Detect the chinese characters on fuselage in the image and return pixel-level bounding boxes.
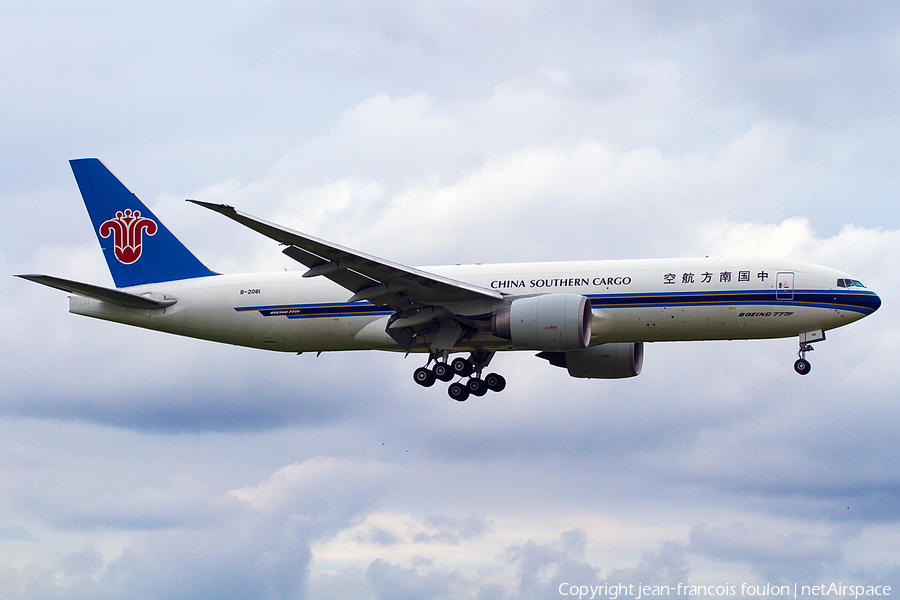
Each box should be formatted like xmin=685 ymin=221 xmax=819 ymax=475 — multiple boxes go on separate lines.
xmin=664 ymin=271 xmax=769 ymax=285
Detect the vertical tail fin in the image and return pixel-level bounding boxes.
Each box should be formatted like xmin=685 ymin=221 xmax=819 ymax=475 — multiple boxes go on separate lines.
xmin=70 ymin=158 xmax=217 ymax=287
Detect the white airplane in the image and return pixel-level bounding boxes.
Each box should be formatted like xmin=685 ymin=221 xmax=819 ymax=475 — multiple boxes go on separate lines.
xmin=18 ymin=159 xmax=882 ymax=401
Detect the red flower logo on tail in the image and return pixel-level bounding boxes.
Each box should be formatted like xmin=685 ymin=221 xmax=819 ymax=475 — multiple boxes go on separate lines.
xmin=99 ymin=209 xmax=158 ymax=264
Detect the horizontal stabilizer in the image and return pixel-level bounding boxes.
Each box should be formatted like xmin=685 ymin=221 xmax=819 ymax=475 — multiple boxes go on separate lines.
xmin=16 ymin=274 xmax=176 ymax=309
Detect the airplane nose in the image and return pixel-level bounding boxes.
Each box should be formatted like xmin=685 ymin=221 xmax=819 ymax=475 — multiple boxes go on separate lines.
xmin=871 ymin=292 xmax=882 ymax=313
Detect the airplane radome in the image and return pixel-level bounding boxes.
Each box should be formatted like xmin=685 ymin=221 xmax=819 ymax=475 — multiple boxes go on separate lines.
xmin=18 ymin=159 xmax=882 ymax=401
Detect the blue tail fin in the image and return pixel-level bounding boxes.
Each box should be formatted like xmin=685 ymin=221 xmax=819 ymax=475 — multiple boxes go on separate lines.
xmin=70 ymin=158 xmax=217 ymax=287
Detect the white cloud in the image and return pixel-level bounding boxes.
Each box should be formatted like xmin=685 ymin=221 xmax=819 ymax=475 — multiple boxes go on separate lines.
xmin=229 ymin=457 xmax=391 ymax=515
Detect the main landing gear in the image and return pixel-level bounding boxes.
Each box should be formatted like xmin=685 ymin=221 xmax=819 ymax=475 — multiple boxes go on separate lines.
xmin=413 ymin=351 xmax=506 ymax=401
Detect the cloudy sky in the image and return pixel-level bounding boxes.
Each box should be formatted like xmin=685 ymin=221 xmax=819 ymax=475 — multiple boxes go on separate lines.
xmin=2 ymin=2 xmax=899 ymax=598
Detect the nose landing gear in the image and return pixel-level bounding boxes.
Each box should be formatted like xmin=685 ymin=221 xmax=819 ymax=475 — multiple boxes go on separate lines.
xmin=794 ymin=330 xmax=825 ymax=375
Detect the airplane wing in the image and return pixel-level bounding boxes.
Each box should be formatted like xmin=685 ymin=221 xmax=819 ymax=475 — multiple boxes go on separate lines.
xmin=187 ymin=200 xmax=502 ymax=310
xmin=16 ymin=274 xmax=176 ymax=309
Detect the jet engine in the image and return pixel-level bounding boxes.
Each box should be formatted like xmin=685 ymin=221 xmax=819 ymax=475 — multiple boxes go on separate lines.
xmin=492 ymin=294 xmax=592 ymax=351
xmin=537 ymin=342 xmax=644 ymax=379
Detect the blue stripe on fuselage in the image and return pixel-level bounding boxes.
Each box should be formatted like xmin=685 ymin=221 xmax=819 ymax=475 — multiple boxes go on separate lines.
xmin=586 ymin=289 xmax=880 ymax=315
xmin=235 ymin=302 xmax=392 ymax=319
xmin=234 ymin=289 xmax=880 ymax=319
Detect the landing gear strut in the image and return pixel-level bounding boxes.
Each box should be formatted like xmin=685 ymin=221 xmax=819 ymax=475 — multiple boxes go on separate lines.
xmin=794 ymin=343 xmax=813 ymax=375
xmin=793 ymin=330 xmax=825 ymax=375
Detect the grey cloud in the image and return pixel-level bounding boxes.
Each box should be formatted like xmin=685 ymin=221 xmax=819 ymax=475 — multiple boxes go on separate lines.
xmin=502 ymin=528 xmax=600 ymax=598
xmin=502 ymin=529 xmax=690 ymax=600
xmin=356 ymin=526 xmax=402 ymax=546
xmin=689 ymin=521 xmax=848 ymax=582
xmin=104 ymin=457 xmax=387 ymax=599
xmin=365 ymin=559 xmax=471 ymax=600
xmin=0 ymin=324 xmax=404 ymax=433
xmin=411 ymin=514 xmax=494 ymax=545
xmin=603 ymin=542 xmax=691 ymax=590
xmin=0 ymin=525 xmax=37 ymax=543
xmin=350 ymin=513 xmax=495 ymax=548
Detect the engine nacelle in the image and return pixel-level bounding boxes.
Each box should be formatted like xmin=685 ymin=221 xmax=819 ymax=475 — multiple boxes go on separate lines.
xmin=492 ymin=294 xmax=592 ymax=351
xmin=538 ymin=342 xmax=644 ymax=379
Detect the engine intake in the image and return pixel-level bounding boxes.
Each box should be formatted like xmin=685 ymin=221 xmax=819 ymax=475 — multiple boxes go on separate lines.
xmin=538 ymin=342 xmax=643 ymax=379
xmin=492 ymin=294 xmax=592 ymax=351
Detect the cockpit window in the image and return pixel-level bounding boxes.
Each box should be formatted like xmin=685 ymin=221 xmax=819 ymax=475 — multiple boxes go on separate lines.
xmin=837 ymin=278 xmax=866 ymax=288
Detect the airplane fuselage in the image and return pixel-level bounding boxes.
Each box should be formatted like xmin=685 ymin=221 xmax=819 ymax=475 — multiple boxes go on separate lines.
xmin=69 ymin=256 xmax=879 ymax=354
